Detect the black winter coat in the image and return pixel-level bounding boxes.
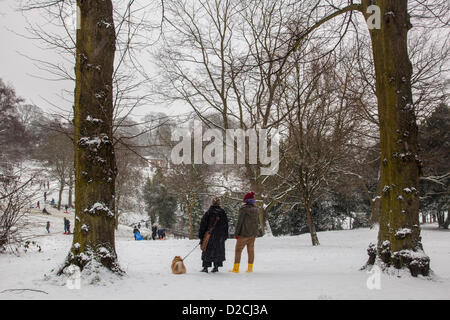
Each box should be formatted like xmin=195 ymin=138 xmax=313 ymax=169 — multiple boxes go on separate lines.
xmin=198 ymin=205 xmax=229 ymax=264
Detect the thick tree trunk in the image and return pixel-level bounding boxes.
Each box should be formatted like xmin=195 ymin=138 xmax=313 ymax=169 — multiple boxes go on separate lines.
xmin=443 ymin=212 xmax=450 ymax=229
xmin=370 ymin=177 xmax=382 ymax=225
xmin=59 ymin=0 xmax=121 ymax=275
xmin=362 ymin=0 xmax=429 ymax=276
xmin=114 ymin=192 xmax=121 ymax=230
xmin=437 ymin=211 xmax=444 ymax=227
xmin=288 ymin=0 xmax=430 ymax=275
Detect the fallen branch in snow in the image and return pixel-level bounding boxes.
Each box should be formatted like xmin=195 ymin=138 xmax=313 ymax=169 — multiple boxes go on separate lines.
xmin=1 ymin=288 xmax=48 ymax=295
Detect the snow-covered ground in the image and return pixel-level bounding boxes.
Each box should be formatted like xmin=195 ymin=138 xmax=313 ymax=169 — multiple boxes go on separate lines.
xmin=0 ymin=209 xmax=449 ymax=300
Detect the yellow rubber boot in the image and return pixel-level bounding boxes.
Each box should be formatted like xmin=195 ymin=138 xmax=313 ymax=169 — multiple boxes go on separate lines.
xmin=246 ymin=264 xmax=253 ymax=273
xmin=229 ymin=263 xmax=239 ymax=273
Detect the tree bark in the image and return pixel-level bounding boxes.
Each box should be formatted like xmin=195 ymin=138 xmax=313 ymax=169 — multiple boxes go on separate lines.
xmin=437 ymin=211 xmax=444 ymax=227
xmin=362 ymin=0 xmax=429 ymax=276
xmin=186 ymin=192 xmax=199 ymax=240
xmin=370 ymin=177 xmax=382 ymax=225
xmin=57 ymin=181 xmax=64 ymax=211
xmin=443 ymin=212 xmax=450 ymax=229
xmin=114 ymin=192 xmax=121 ymax=230
xmin=68 ymin=170 xmax=74 ymax=208
xmin=305 ymin=200 xmax=320 ymax=246
xmin=59 ymin=0 xmax=121 ymax=275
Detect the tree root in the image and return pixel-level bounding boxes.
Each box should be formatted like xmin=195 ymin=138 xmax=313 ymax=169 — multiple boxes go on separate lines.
xmin=363 ymin=242 xmax=430 ymax=277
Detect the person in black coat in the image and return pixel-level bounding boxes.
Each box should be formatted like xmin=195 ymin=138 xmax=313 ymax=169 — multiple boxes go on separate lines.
xmin=151 ymin=224 xmax=157 ymax=240
xmin=198 ymin=197 xmax=229 ymax=273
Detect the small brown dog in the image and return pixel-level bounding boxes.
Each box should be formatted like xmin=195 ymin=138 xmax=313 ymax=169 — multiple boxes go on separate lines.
xmin=171 ymin=256 xmax=186 ymax=274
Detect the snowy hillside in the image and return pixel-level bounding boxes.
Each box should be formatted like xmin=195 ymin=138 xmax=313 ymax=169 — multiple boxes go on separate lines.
xmin=0 ymin=210 xmax=449 ymax=300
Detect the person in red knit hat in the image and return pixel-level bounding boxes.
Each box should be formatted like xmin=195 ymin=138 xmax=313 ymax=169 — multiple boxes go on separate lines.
xmin=229 ymin=191 xmax=259 ymax=273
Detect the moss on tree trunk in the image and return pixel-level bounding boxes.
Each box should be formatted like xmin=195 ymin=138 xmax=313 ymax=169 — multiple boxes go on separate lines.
xmin=59 ymin=0 xmax=121 ymax=275
xmin=68 ymin=171 xmax=74 ymax=208
xmin=361 ymin=0 xmax=429 ymax=276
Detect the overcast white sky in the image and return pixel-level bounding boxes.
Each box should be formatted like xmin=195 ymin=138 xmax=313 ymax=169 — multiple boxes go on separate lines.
xmin=0 ymin=0 xmax=74 ymax=114
xmin=0 ymin=0 xmax=189 ymax=121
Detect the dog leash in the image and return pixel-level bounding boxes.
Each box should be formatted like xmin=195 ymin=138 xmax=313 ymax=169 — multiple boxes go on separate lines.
xmin=182 ymin=216 xmax=220 ymax=260
xmin=182 ymin=243 xmax=201 ymax=261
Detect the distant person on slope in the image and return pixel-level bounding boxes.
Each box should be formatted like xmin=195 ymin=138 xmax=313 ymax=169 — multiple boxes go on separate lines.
xmin=199 ymin=197 xmax=229 ymax=273
xmin=133 ymin=226 xmax=143 ymax=240
xmin=229 ymin=191 xmax=259 ymax=274
xmin=151 ymin=224 xmax=158 ymax=240
xmin=63 ymin=217 xmax=71 ymax=234
xmin=46 ymin=221 xmax=50 ymax=233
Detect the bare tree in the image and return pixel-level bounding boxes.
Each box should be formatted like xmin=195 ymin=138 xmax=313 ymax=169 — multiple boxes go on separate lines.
xmin=157 ymin=0 xmax=299 ymax=233
xmin=265 ymin=53 xmax=361 ymax=245
xmin=20 ymin=0 xmax=164 ymax=277
xmin=0 ymin=79 xmax=30 ymax=163
xmin=166 ymin=162 xmax=210 ymax=239
xmin=113 ymin=138 xmax=145 ymax=229
xmin=39 ymin=122 xmax=73 ymax=210
xmin=0 ymin=168 xmax=36 ymax=253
